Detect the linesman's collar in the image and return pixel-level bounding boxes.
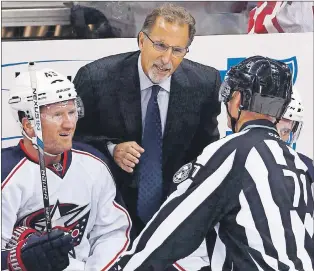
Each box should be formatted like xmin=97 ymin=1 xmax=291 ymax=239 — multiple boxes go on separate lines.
xmin=239 ymin=119 xmax=279 ymax=134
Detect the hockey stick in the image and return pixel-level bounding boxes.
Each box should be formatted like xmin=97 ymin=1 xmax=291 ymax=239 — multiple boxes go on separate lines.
xmin=28 ymin=62 xmax=52 ymax=233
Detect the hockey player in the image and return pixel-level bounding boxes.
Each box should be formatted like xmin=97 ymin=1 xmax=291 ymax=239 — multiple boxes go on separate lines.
xmin=109 ymin=56 xmax=314 ymax=271
xmin=276 ymin=89 xmax=314 ymax=180
xmin=2 ymin=68 xmax=131 ymax=271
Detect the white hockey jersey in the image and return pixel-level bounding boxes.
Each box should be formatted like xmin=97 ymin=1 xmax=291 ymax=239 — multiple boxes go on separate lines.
xmin=1 ymin=140 xmax=132 ymax=271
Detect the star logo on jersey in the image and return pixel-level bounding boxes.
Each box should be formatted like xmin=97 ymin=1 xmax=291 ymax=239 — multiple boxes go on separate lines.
xmin=16 ymin=200 xmax=90 ymax=248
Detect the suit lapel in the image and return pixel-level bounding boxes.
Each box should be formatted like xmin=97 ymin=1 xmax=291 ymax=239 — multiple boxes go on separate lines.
xmin=163 ymin=65 xmax=191 ymax=165
xmin=116 ymin=55 xmax=195 ymax=160
xmin=118 ymin=52 xmax=142 ymax=142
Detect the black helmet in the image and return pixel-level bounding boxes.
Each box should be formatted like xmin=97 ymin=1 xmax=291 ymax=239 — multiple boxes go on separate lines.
xmin=219 ymin=56 xmax=292 ymax=118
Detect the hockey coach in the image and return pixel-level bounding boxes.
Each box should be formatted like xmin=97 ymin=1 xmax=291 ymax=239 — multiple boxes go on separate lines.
xmin=73 ymin=3 xmax=222 ymax=235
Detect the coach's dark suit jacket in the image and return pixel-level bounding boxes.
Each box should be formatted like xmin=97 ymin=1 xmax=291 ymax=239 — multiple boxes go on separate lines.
xmin=73 ymin=50 xmax=221 ymax=232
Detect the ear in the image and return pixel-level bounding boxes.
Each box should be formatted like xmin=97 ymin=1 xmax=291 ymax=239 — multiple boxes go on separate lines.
xmin=233 ymin=91 xmax=242 ymax=109
xmin=21 ymin=117 xmax=35 ymax=137
xmin=138 ymin=32 xmax=145 ymax=51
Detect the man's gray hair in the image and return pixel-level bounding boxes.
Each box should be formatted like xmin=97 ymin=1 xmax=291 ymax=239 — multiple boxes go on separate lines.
xmin=141 ymin=3 xmax=196 ymax=47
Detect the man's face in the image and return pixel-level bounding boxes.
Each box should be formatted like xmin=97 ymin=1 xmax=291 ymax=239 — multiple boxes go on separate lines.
xmin=40 ymin=100 xmax=77 ymax=154
xmin=139 ymin=16 xmax=189 ymax=84
xmin=277 ymin=118 xmax=294 ymax=142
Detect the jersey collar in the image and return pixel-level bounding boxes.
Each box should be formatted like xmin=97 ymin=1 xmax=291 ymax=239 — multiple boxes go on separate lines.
xmin=239 ymin=119 xmax=279 ymax=135
xmin=19 ymin=139 xmax=72 ymax=178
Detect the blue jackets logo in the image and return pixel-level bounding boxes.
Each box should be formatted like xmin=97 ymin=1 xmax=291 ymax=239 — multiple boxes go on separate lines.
xmin=219 ymin=56 xmax=298 ymax=85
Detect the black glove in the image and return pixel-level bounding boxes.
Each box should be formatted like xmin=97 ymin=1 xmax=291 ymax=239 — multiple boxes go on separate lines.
xmin=5 ymin=226 xmax=39 ymax=250
xmin=7 ymin=227 xmax=73 ymax=271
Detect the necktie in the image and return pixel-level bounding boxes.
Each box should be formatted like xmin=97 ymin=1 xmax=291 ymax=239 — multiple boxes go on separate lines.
xmin=137 ymin=85 xmax=163 ymax=223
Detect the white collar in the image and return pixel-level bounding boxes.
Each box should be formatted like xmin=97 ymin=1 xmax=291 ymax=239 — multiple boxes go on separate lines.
xmin=138 ymin=54 xmax=171 ymax=92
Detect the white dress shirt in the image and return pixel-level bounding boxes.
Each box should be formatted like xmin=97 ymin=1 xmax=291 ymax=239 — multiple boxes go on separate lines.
xmin=107 ymin=54 xmax=171 ymax=156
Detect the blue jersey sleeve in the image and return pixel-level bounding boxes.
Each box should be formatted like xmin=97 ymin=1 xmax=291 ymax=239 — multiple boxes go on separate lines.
xmin=72 ymin=141 xmax=111 ymax=164
xmin=1 ymin=145 xmax=25 ymax=183
xmin=297 ymin=152 xmax=314 ymax=181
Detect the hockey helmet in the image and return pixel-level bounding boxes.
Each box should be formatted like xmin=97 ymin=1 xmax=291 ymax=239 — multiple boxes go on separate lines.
xmin=283 ymin=88 xmax=304 ymax=122
xmin=279 ymin=88 xmax=304 ymax=145
xmin=219 ymin=56 xmax=293 ymax=118
xmin=9 ymin=68 xmax=84 ymax=124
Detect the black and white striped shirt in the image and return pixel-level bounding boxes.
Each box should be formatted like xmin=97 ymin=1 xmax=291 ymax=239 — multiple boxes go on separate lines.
xmin=110 ymin=119 xmax=314 ymax=271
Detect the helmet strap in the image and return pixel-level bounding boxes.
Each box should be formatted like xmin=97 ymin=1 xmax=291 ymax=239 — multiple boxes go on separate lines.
xmin=21 ymin=116 xmax=62 ymax=158
xmin=225 ymin=103 xmax=242 ymax=133
xmin=273 ymin=118 xmax=280 ymax=125
xmin=21 ymin=129 xmax=60 ymax=157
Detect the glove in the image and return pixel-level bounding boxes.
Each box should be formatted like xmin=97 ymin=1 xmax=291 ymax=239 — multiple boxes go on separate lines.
xmin=7 ymin=227 xmax=73 ymax=271
xmin=5 ymin=226 xmax=39 ymax=250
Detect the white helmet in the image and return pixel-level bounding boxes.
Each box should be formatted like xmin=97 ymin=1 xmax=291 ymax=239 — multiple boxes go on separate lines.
xmin=9 ymin=68 xmax=82 ymax=124
xmin=282 ymin=88 xmax=304 ymax=145
xmin=283 ymin=88 xmax=304 ymax=122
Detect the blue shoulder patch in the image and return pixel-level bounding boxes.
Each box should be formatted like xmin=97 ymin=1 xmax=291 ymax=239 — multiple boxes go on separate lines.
xmin=72 ymin=141 xmax=111 ymax=165
xmin=1 ymin=145 xmax=25 ymax=183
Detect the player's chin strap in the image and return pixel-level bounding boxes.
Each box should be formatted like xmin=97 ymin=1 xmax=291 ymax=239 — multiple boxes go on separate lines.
xmin=225 ymin=102 xmax=242 ymax=133
xmin=273 ymin=118 xmax=281 ymax=125
xmin=22 ymin=129 xmax=60 ymax=157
